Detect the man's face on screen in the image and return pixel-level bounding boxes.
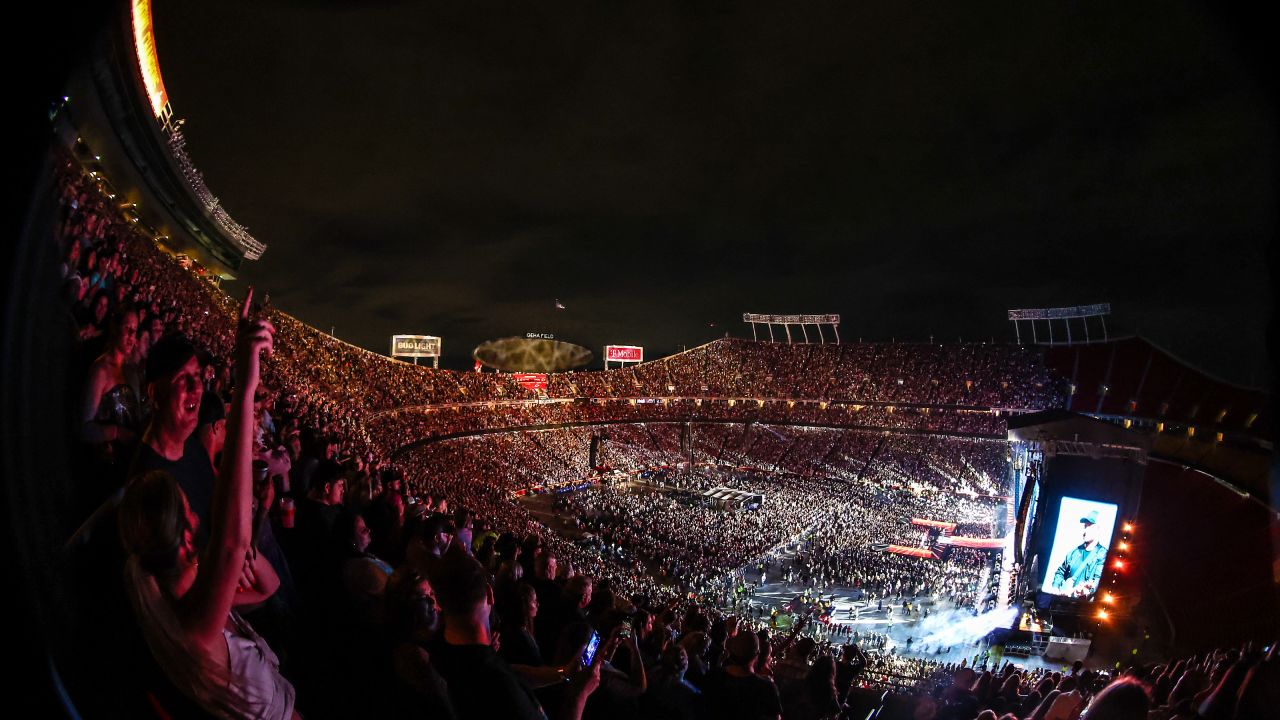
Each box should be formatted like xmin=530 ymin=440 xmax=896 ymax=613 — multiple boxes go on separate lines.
xmin=1081 ymin=521 xmax=1098 ymax=546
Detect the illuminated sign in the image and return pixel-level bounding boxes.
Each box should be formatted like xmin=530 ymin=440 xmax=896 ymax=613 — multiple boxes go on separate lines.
xmin=513 ymin=373 xmax=548 ymax=391
xmin=390 ymin=335 xmax=441 ymax=358
xmin=131 ymin=0 xmax=170 ymax=118
xmin=525 ymin=332 xmax=555 ymax=340
xmin=605 ymin=345 xmax=644 ymax=363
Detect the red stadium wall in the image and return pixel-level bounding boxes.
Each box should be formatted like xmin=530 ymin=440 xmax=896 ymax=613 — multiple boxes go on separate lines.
xmin=1044 ymin=337 xmax=1270 ymax=439
xmin=1132 ymin=461 xmax=1277 ymax=652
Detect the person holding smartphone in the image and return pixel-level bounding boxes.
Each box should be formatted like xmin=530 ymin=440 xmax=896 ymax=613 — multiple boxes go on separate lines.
xmin=577 ymin=622 xmax=649 ymax=717
xmin=429 ymin=542 xmax=603 ymax=720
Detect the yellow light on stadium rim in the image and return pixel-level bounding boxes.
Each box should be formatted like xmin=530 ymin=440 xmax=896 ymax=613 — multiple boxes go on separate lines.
xmin=1122 ymin=522 xmax=1134 ymax=533
xmin=1118 ymin=541 xmax=1129 ymax=551
xmin=1102 ymin=593 xmax=1115 ymax=605
xmin=1096 ymin=609 xmax=1109 ymax=620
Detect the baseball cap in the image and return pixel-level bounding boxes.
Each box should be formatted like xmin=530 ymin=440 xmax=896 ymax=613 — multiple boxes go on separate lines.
xmin=146 ymin=333 xmax=199 ymax=385
xmin=1080 ymin=511 xmax=1099 ymax=526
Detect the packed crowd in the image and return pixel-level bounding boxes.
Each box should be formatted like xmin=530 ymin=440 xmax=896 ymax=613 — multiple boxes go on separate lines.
xmin=546 ymin=340 xmax=1067 ymax=411
xmin=881 ymin=642 xmax=1279 ymax=720
xmin=48 ymin=151 xmax=1273 ymax=720
xmin=157 ymin=316 xmax=1064 ymax=426
xmin=395 ymin=424 xmax=1009 ymax=608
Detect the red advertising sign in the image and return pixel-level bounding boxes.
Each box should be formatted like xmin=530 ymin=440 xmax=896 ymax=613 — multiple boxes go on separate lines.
xmin=513 ymin=373 xmax=548 ymax=391
xmin=605 ymin=345 xmax=643 ymax=362
xmin=886 ymin=545 xmax=935 ymax=559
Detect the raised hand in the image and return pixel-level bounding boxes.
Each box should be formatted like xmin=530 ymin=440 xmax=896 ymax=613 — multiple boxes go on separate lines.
xmin=236 ymin=287 xmax=275 ymax=394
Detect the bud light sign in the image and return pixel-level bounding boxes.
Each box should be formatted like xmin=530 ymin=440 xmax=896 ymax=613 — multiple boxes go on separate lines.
xmin=391 ymin=335 xmax=441 ymax=358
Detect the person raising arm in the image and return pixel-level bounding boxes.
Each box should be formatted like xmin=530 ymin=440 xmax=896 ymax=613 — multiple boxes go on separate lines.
xmin=117 ymin=289 xmax=295 ymax=718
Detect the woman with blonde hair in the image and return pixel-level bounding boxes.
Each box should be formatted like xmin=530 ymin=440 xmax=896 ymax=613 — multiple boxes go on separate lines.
xmin=117 ymin=290 xmax=297 ymax=719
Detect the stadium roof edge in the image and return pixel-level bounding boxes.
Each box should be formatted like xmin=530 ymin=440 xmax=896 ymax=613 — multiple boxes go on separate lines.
xmin=1126 ymin=335 xmax=1270 ymax=394
xmin=1047 ymin=334 xmax=1269 ymax=394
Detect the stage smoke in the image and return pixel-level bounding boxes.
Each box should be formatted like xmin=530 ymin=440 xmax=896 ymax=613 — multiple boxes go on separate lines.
xmin=909 ymin=606 xmax=1017 ymax=649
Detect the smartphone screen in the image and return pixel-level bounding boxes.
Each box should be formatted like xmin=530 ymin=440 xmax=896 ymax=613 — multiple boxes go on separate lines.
xmin=581 ymin=631 xmax=601 ymax=666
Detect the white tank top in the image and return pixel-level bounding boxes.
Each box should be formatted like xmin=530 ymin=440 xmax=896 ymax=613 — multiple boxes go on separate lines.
xmin=222 ymin=612 xmax=296 ymax=720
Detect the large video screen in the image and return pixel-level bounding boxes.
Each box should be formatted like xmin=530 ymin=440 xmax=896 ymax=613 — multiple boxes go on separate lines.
xmin=1040 ymin=496 xmax=1117 ymax=599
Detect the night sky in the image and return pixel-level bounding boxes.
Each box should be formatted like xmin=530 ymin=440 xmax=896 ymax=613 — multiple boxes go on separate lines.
xmin=153 ymin=2 xmax=1274 ymax=385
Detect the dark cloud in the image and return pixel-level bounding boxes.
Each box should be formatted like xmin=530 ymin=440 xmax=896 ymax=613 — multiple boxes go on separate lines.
xmin=155 ymin=1 xmax=1274 ymax=385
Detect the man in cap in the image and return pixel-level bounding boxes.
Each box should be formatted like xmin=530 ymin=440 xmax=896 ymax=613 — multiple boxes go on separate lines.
xmin=1051 ymin=510 xmax=1109 ymax=598
xmin=130 ymin=333 xmax=215 ymax=522
xmin=133 ymin=332 xmax=295 ymax=614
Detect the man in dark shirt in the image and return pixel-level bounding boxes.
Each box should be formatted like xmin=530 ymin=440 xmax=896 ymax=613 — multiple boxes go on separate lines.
xmin=130 ymin=334 xmax=294 ymax=609
xmin=429 ymin=542 xmax=550 ymax=720
xmin=130 ymin=334 xmax=213 ymax=526
xmin=430 ymin=543 xmax=602 ymax=720
xmin=283 ymin=457 xmax=348 ymax=610
xmin=642 ymin=646 xmax=704 ymax=720
xmin=540 ymin=574 xmax=592 ymax=656
xmin=704 ymin=628 xmax=783 ymax=720
xmin=295 ymin=460 xmax=346 ymax=539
